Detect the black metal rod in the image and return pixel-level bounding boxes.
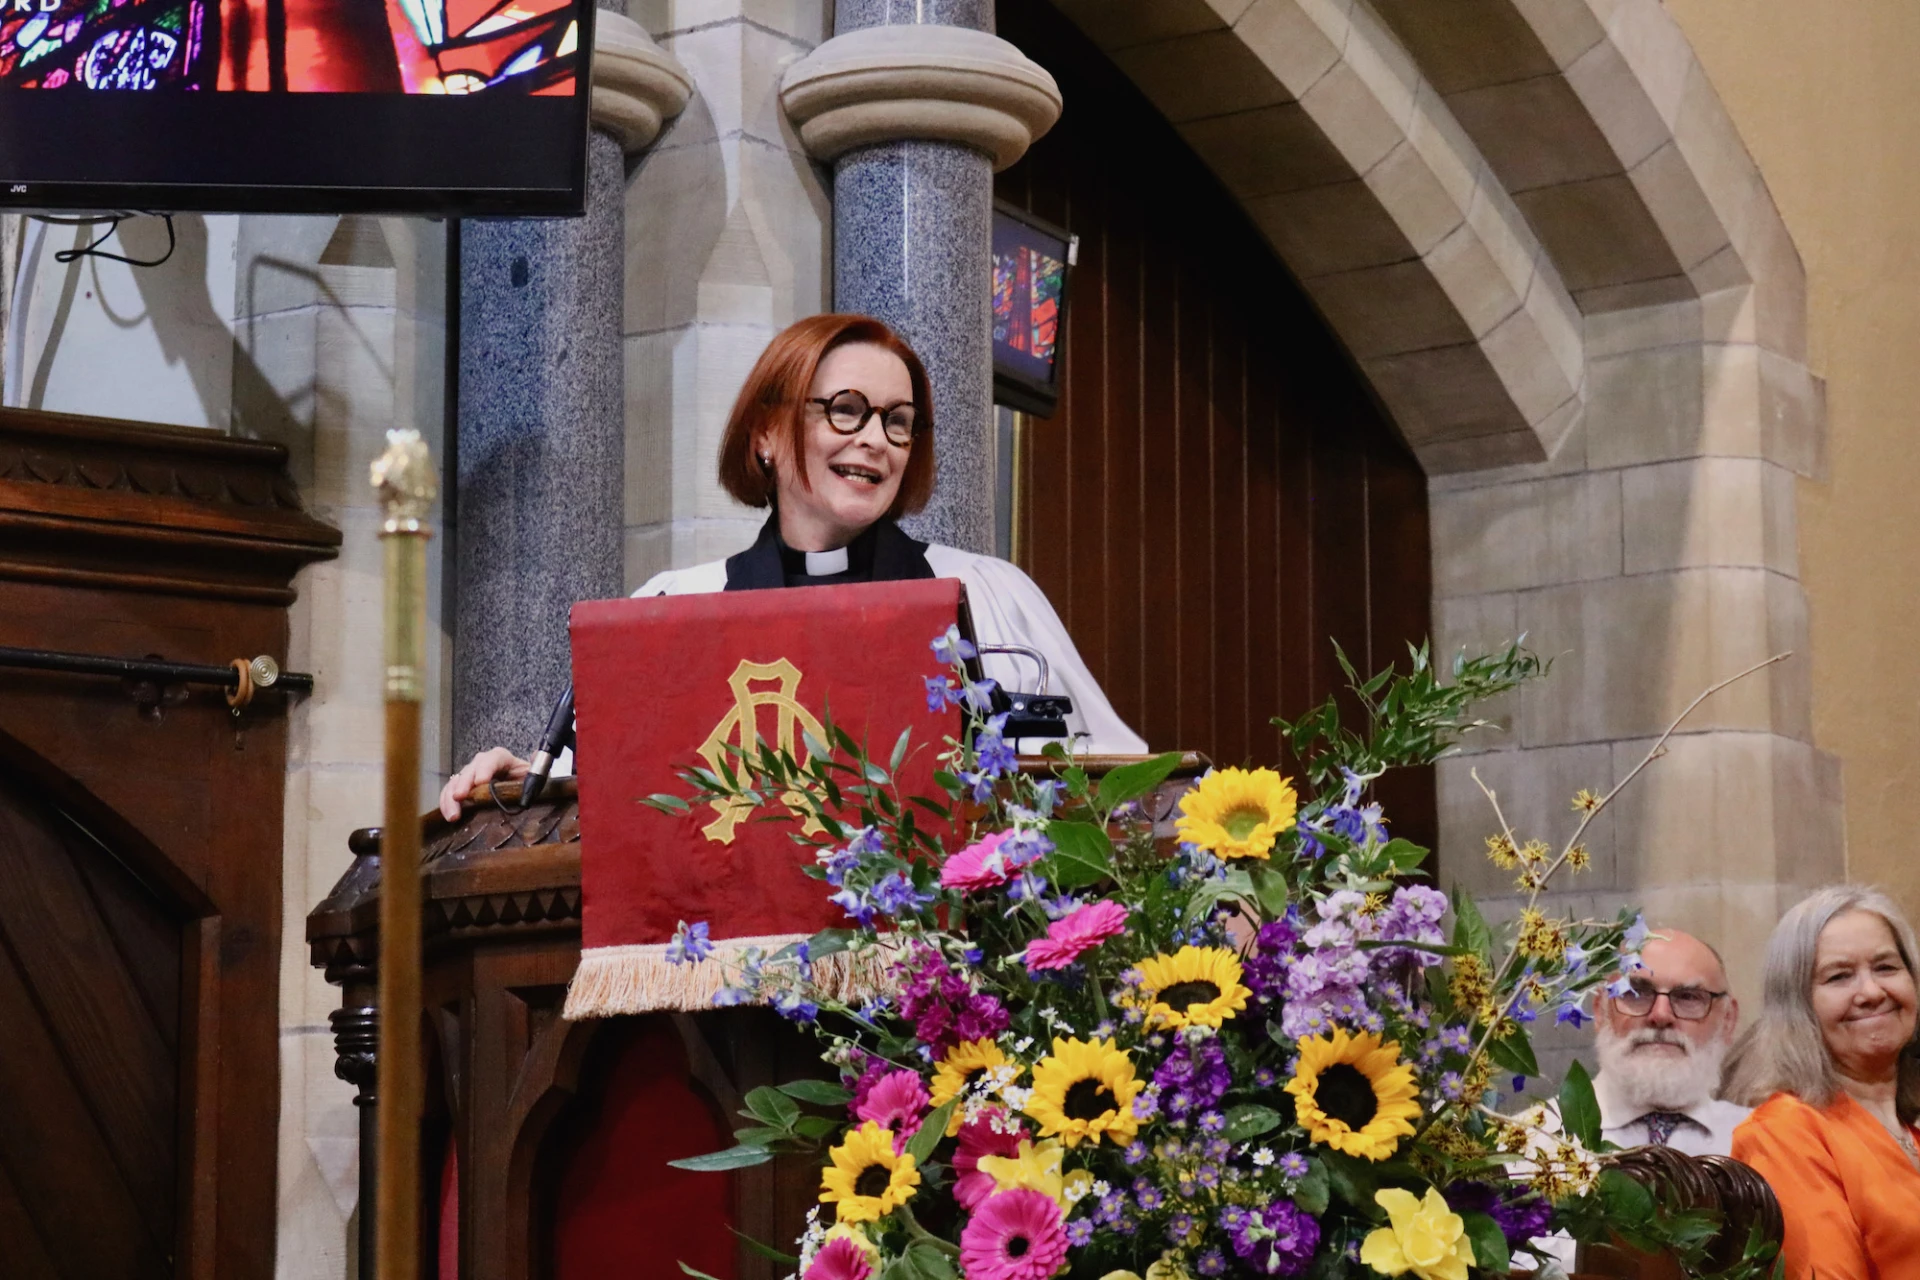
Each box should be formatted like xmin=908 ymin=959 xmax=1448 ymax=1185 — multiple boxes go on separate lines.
xmin=0 ymin=645 xmax=314 ymax=693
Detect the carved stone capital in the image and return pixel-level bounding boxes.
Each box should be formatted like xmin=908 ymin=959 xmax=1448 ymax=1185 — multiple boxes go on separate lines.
xmin=779 ymin=25 xmax=1062 ymax=171
xmin=591 ymin=11 xmax=695 ymax=154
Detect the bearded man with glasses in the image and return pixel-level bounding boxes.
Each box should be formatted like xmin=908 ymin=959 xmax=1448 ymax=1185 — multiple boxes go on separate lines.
xmin=1591 ymin=928 xmax=1749 ymax=1153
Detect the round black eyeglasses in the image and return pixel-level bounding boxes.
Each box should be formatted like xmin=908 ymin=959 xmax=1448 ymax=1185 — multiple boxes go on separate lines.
xmin=809 ymin=389 xmax=923 ymax=447
xmin=1615 ymin=982 xmax=1728 ymax=1021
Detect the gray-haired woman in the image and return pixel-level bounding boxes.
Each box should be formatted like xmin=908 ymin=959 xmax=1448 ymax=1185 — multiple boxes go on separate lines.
xmin=1722 ymin=884 xmax=1920 ymax=1278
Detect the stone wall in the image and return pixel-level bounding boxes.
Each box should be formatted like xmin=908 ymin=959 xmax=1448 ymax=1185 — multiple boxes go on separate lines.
xmin=1665 ymin=0 xmax=1920 ymax=925
xmin=621 ymin=0 xmax=832 ymax=588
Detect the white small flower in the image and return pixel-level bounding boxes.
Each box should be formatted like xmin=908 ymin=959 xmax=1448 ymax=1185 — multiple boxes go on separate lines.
xmin=1251 ymin=1148 xmax=1275 ymax=1168
xmin=1013 ymin=1036 xmax=1035 ymax=1054
xmin=1063 ymin=1179 xmax=1093 ymax=1205
xmin=1091 ymin=1180 xmax=1112 ymax=1198
xmin=1004 ymin=1085 xmax=1035 ymax=1113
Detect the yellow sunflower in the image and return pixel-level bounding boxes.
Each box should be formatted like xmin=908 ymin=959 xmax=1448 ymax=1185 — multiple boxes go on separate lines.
xmin=1284 ymin=1028 xmax=1421 ymax=1162
xmin=1174 ymin=766 xmax=1298 ymax=860
xmin=1130 ymin=946 xmax=1252 ymax=1030
xmin=929 ymin=1037 xmax=1015 ymax=1135
xmin=1025 ymin=1037 xmax=1143 ymax=1147
xmin=818 ymin=1120 xmax=921 ymax=1222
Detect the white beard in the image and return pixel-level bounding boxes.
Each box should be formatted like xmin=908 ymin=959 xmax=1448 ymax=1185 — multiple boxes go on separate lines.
xmin=1595 ymin=1024 xmax=1727 ymax=1113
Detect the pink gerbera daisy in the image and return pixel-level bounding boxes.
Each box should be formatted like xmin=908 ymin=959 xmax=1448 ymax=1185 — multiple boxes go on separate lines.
xmin=960 ymin=1188 xmax=1069 ymax=1280
xmin=805 ymin=1236 xmax=872 ymax=1280
xmin=940 ymin=830 xmax=1015 ymax=892
xmin=953 ymin=1109 xmax=1028 ymax=1209
xmin=1025 ymin=899 xmax=1130 ymax=972
xmin=853 ymin=1069 xmax=929 ymax=1150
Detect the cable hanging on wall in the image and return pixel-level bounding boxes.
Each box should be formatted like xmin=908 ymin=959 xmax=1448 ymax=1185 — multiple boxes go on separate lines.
xmin=33 ymin=213 xmax=177 ymax=269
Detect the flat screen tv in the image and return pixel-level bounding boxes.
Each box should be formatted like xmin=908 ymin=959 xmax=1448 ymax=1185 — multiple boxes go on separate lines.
xmin=0 ymin=0 xmax=592 ymax=215
xmin=991 ymin=201 xmax=1075 ymax=418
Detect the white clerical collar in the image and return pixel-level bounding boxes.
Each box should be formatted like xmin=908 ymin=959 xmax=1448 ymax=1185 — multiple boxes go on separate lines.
xmin=803 ymin=546 xmax=849 ymax=576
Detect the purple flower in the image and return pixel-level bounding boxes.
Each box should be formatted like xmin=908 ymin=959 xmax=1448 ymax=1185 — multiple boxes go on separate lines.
xmin=773 ymin=990 xmax=818 ymax=1023
xmin=1153 ymin=1036 xmax=1231 ymax=1117
xmin=1278 ymin=1152 xmax=1309 ymax=1179
xmin=976 ymin=715 xmax=1018 ymax=776
xmin=1065 ymin=1218 xmax=1094 ymax=1247
xmin=1195 ymin=1249 xmax=1226 ymax=1276
xmin=1438 ymin=1072 xmax=1465 ymax=1101
xmin=1198 ymin=1111 xmax=1225 ymax=1134
xmin=665 ymin=920 xmax=713 ymax=965
xmin=1124 ymin=1141 xmax=1148 ymax=1165
xmin=1134 ymin=1179 xmax=1164 ymax=1211
xmin=1196 ymin=1164 xmax=1221 ymax=1189
xmin=1166 ymin=1214 xmax=1195 ymax=1244
xmin=872 ymin=870 xmax=935 ymax=918
xmin=1218 ymin=1206 xmax=1252 ymax=1233
xmin=931 ymin=625 xmax=977 ymax=665
xmin=897 ymin=944 xmax=1008 ymax=1054
xmin=1445 ymin=1182 xmax=1554 ymax=1247
xmin=1253 ymin=1066 xmax=1277 ymax=1088
xmin=829 ymin=886 xmax=877 ymax=927
xmin=1226 ymin=1201 xmax=1320 ymax=1276
xmin=925 ymin=675 xmax=956 ymax=712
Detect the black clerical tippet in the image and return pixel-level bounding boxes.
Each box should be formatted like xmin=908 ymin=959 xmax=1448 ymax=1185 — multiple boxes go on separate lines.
xmin=722 ymin=514 xmax=937 ymax=591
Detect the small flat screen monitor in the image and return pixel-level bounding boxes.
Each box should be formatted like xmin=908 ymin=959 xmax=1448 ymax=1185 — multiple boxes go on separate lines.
xmin=991 ymin=202 xmax=1075 ymax=418
xmin=0 ymin=0 xmax=592 ymax=214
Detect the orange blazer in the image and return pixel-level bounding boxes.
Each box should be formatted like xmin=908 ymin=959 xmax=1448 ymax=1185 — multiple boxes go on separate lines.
xmin=1731 ymin=1091 xmax=1920 ymax=1279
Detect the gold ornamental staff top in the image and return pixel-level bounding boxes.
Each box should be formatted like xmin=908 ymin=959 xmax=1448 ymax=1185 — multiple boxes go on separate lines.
xmin=372 ymin=427 xmax=434 ymax=1280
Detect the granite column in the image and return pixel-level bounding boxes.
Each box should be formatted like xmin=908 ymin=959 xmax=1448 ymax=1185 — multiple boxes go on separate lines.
xmin=452 ymin=13 xmax=691 ymax=760
xmin=781 ymin=4 xmax=1059 ymax=554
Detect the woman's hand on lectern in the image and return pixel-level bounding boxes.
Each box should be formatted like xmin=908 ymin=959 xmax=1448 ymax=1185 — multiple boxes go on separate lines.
xmin=438 ymin=746 xmax=529 ymax=821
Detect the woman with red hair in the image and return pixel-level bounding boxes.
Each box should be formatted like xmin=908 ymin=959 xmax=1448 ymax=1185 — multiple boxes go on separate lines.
xmin=440 ymin=314 xmax=1144 ymax=817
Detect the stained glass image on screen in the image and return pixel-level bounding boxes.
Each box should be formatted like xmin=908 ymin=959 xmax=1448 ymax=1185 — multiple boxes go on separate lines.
xmin=993 ymin=244 xmax=1063 ymax=381
xmin=0 ymin=0 xmax=578 ymax=92
xmin=991 ymin=206 xmax=1072 ymax=417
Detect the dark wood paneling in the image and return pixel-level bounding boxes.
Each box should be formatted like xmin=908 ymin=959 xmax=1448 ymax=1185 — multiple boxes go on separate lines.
xmin=999 ymin=2 xmax=1436 ymax=848
xmin=0 ymin=784 xmax=176 ymax=1279
xmin=0 ymin=406 xmax=339 ymax=1279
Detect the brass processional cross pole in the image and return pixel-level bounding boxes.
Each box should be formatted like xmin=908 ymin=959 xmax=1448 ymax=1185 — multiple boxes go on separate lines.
xmin=371 ymin=429 xmax=436 ymax=1280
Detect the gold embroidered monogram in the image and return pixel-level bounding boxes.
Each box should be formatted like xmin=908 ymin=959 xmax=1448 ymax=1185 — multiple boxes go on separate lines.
xmin=695 ymin=658 xmax=829 ymax=844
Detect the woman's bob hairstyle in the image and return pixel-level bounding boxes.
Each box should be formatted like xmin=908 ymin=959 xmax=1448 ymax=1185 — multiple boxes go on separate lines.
xmin=1721 ymin=883 xmax=1920 ymax=1123
xmin=717 ymin=313 xmax=936 ymax=517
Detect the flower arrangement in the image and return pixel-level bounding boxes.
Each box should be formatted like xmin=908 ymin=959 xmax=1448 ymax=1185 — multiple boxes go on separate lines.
xmin=650 ymin=632 xmax=1781 ymax=1280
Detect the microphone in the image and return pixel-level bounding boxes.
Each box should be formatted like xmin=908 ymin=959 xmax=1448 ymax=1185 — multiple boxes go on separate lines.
xmin=519 ymin=683 xmax=575 ymax=807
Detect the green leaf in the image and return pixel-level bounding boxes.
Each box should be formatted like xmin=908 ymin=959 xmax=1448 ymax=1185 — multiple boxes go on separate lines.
xmin=680 ymin=1264 xmax=728 ymax=1280
xmin=1038 ymin=820 xmax=1114 ymax=888
xmin=1063 ymin=765 xmax=1090 ymax=798
xmin=1487 ymin=1030 xmax=1540 ymax=1081
xmin=793 ymin=1115 xmax=840 ymax=1140
xmin=728 ymin=1227 xmax=801 ymax=1267
xmin=641 ymin=793 xmax=691 ymax=814
xmin=1292 ymin=1160 xmax=1330 ymax=1216
xmin=905 ymin=1244 xmax=956 ymax=1280
xmin=1222 ymin=1104 xmax=1283 ymax=1142
xmin=905 ymin=1099 xmax=958 ymax=1166
xmin=778 ymin=1078 xmax=854 ymax=1107
xmin=1598 ymin=1168 xmax=1655 ymax=1225
xmin=1459 ymin=1211 xmax=1510 ymax=1276
xmin=743 ymin=1085 xmax=801 ymax=1130
xmin=1376 ymin=838 xmax=1429 ymax=875
xmin=1185 ymin=868 xmax=1256 ymax=924
xmin=1250 ymin=866 xmax=1292 ymax=916
xmin=1319 ymin=1151 xmax=1380 ymax=1212
xmin=804 ymin=929 xmax=855 ymax=963
xmin=890 ymin=727 xmax=913 ymax=773
xmin=666 ymin=1145 xmax=775 ymax=1172
xmin=1354 ymin=939 xmax=1467 ymax=958
xmin=1558 ymin=1058 xmax=1602 ymax=1149
xmin=732 ymin=1125 xmax=784 ymax=1145
xmin=1095 ymin=751 xmax=1185 ymax=812
xmin=1451 ymin=889 xmax=1492 ymax=958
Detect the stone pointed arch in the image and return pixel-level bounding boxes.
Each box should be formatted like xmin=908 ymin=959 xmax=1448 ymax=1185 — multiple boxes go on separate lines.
xmin=1052 ymin=0 xmax=1585 ymax=473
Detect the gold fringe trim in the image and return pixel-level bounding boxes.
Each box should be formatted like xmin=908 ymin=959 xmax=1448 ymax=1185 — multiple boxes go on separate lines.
xmin=562 ymin=933 xmax=902 ymax=1020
